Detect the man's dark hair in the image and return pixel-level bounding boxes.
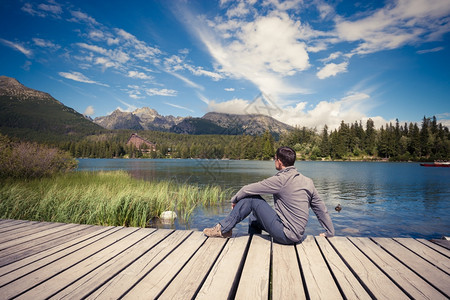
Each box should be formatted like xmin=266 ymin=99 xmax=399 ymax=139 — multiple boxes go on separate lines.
xmin=276 ymin=146 xmax=296 ymax=166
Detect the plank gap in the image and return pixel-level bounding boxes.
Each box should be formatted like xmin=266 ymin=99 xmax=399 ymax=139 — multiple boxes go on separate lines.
xmin=349 ymin=238 xmax=414 ymax=299
xmin=327 ymin=237 xmax=377 ymax=299
xmin=227 ymin=234 xmax=253 ymax=300
xmin=118 ymin=231 xmax=195 ymax=299
xmin=153 ymin=235 xmax=208 ymax=299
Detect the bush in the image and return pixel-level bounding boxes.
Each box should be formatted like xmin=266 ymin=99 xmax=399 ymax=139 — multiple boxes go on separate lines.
xmin=0 ymin=134 xmax=77 ymax=179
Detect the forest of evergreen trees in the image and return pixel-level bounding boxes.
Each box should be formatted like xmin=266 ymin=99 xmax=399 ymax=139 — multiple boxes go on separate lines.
xmin=58 ymin=116 xmax=449 ymax=162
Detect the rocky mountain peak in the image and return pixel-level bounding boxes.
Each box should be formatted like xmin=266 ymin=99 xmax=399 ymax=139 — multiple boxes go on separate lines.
xmin=0 ymin=76 xmax=54 ymax=101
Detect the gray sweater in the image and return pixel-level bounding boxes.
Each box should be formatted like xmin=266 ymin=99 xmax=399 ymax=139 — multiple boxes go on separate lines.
xmin=231 ymin=166 xmax=335 ymax=242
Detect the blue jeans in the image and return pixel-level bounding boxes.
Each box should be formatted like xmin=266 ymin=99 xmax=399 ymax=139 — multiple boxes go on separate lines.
xmin=219 ymin=195 xmax=294 ymax=245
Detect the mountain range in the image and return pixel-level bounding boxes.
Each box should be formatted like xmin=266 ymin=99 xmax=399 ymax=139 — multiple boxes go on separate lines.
xmin=0 ymin=75 xmax=293 ymax=141
xmin=94 ymin=108 xmax=293 ymax=136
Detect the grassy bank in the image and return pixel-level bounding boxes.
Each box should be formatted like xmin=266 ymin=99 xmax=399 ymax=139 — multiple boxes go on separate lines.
xmin=0 ymin=171 xmax=232 ymax=227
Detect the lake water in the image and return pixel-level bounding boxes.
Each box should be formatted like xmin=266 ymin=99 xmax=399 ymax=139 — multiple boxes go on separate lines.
xmin=77 ymin=159 xmax=450 ymax=239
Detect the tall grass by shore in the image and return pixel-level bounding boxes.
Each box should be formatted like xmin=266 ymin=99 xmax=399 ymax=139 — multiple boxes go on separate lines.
xmin=0 ymin=171 xmax=232 ymax=227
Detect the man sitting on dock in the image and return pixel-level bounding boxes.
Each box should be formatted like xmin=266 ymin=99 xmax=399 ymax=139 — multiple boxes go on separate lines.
xmin=203 ymin=146 xmax=335 ymax=244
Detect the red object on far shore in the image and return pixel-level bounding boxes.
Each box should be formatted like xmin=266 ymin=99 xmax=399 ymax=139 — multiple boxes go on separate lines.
xmin=420 ymin=162 xmax=450 ymax=167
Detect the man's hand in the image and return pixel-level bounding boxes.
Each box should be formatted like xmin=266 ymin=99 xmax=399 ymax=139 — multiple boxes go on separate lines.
xmin=231 ymin=203 xmax=236 ymax=209
xmin=319 ymin=233 xmax=326 ymax=237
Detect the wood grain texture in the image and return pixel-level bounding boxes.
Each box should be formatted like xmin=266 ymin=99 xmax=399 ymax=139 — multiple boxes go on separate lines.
xmin=316 ymin=236 xmax=370 ymax=300
xmin=329 ymin=237 xmax=409 ymax=300
xmin=196 ymin=235 xmax=250 ymax=300
xmin=350 ymin=237 xmax=445 ymax=300
xmin=272 ymin=241 xmax=306 ymax=299
xmin=297 ymin=236 xmax=342 ymax=300
xmin=235 ymin=235 xmax=271 ymax=299
xmin=373 ymin=237 xmax=450 ymax=297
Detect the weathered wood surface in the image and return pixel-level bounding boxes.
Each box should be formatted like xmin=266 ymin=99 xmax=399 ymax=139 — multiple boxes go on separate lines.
xmin=0 ymin=219 xmax=449 ymax=299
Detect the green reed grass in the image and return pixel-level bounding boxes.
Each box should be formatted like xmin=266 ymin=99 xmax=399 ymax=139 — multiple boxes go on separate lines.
xmin=0 ymin=171 xmax=232 ymax=227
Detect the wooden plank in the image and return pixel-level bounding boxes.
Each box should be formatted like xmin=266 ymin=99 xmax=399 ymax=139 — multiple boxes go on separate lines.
xmin=394 ymin=238 xmax=450 ymax=274
xmin=235 ymin=234 xmax=271 ymax=299
xmin=50 ymin=229 xmax=172 ymax=299
xmin=0 ymin=222 xmax=76 ymax=250
xmin=373 ymin=237 xmax=450 ymax=297
xmin=316 ymin=236 xmax=371 ymax=300
xmin=87 ymin=230 xmax=192 ymax=299
xmin=272 ymin=242 xmax=305 ymax=299
xmin=329 ymin=237 xmax=408 ymax=299
xmin=297 ymin=236 xmax=342 ymax=300
xmin=0 ymin=224 xmax=95 ymax=266
xmin=350 ymin=237 xmax=445 ymax=300
xmin=16 ymin=228 xmax=155 ymax=299
xmin=196 ymin=235 xmax=250 ymax=300
xmin=0 ymin=227 xmax=137 ymax=299
xmin=431 ymin=239 xmax=450 ymax=251
xmin=0 ymin=226 xmax=114 ymax=278
xmin=159 ymin=237 xmax=227 ymax=299
xmin=0 ymin=219 xmax=29 ymax=230
xmin=122 ymin=231 xmax=206 ymax=299
xmin=417 ymin=238 xmax=450 ymax=257
xmin=0 ymin=220 xmax=41 ymax=235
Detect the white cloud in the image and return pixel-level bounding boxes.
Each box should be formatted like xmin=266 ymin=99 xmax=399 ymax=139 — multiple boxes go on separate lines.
xmin=88 ymin=30 xmax=105 ymax=40
xmin=115 ymin=28 xmax=161 ymax=59
xmin=22 ymin=2 xmax=62 ymax=18
xmin=84 ymin=105 xmax=95 ymax=116
xmin=207 ymin=98 xmax=251 ymax=115
xmin=146 ymin=88 xmax=177 ymax=97
xmin=165 ymin=102 xmax=194 ymax=113
xmin=94 ymin=57 xmax=117 ymax=70
xmin=32 ymin=38 xmax=60 ymax=50
xmin=225 ymin=88 xmax=235 ymax=91
xmin=58 ymin=71 xmax=109 ymax=87
xmin=317 ymin=62 xmax=348 ymax=79
xmin=206 ymin=91 xmax=387 ymax=130
xmin=128 ymin=71 xmax=153 ymax=80
xmin=117 ymin=99 xmax=138 ymax=112
xmin=185 ymin=65 xmax=223 ymax=81
xmin=417 ymin=46 xmax=444 ymax=54
xmin=38 ymin=3 xmax=62 ymax=15
xmin=0 ymin=39 xmax=32 ymax=57
xmin=169 ymin=71 xmax=204 ymax=90
xmin=334 ymin=0 xmax=450 ymax=55
xmin=69 ymin=10 xmax=99 ymax=25
xmin=190 ymin=11 xmax=311 ymax=96
xmin=76 ymin=42 xmax=130 ymax=68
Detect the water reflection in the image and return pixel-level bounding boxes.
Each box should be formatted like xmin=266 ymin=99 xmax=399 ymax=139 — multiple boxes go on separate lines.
xmin=77 ymin=159 xmax=450 ymax=239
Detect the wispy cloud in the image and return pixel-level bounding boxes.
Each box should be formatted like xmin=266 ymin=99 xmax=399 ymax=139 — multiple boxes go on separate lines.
xmin=334 ymin=0 xmax=450 ymax=55
xmin=59 ymin=71 xmax=109 ymax=87
xmin=22 ymin=2 xmax=63 ymax=18
xmin=165 ymin=102 xmax=194 ymax=113
xmin=127 ymin=71 xmax=153 ymax=80
xmin=32 ymin=38 xmax=60 ymax=50
xmin=417 ymin=47 xmax=444 ymax=54
xmin=69 ymin=10 xmax=99 ymax=25
xmin=168 ymin=71 xmax=204 ymax=90
xmin=117 ymin=99 xmax=138 ymax=112
xmin=146 ymin=88 xmax=177 ymax=97
xmin=0 ymin=39 xmax=32 ymax=57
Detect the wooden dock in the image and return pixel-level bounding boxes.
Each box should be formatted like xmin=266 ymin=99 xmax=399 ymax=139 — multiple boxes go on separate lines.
xmin=0 ymin=219 xmax=449 ymax=299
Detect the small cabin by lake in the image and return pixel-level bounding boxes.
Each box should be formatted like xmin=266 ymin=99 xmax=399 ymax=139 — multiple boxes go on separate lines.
xmin=126 ymin=133 xmax=156 ymax=153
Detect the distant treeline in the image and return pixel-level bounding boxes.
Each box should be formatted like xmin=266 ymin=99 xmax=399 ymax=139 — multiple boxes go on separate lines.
xmin=53 ymin=116 xmax=449 ymax=162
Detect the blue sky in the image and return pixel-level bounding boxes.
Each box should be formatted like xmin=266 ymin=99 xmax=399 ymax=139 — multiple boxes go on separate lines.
xmin=0 ymin=0 xmax=449 ymax=130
